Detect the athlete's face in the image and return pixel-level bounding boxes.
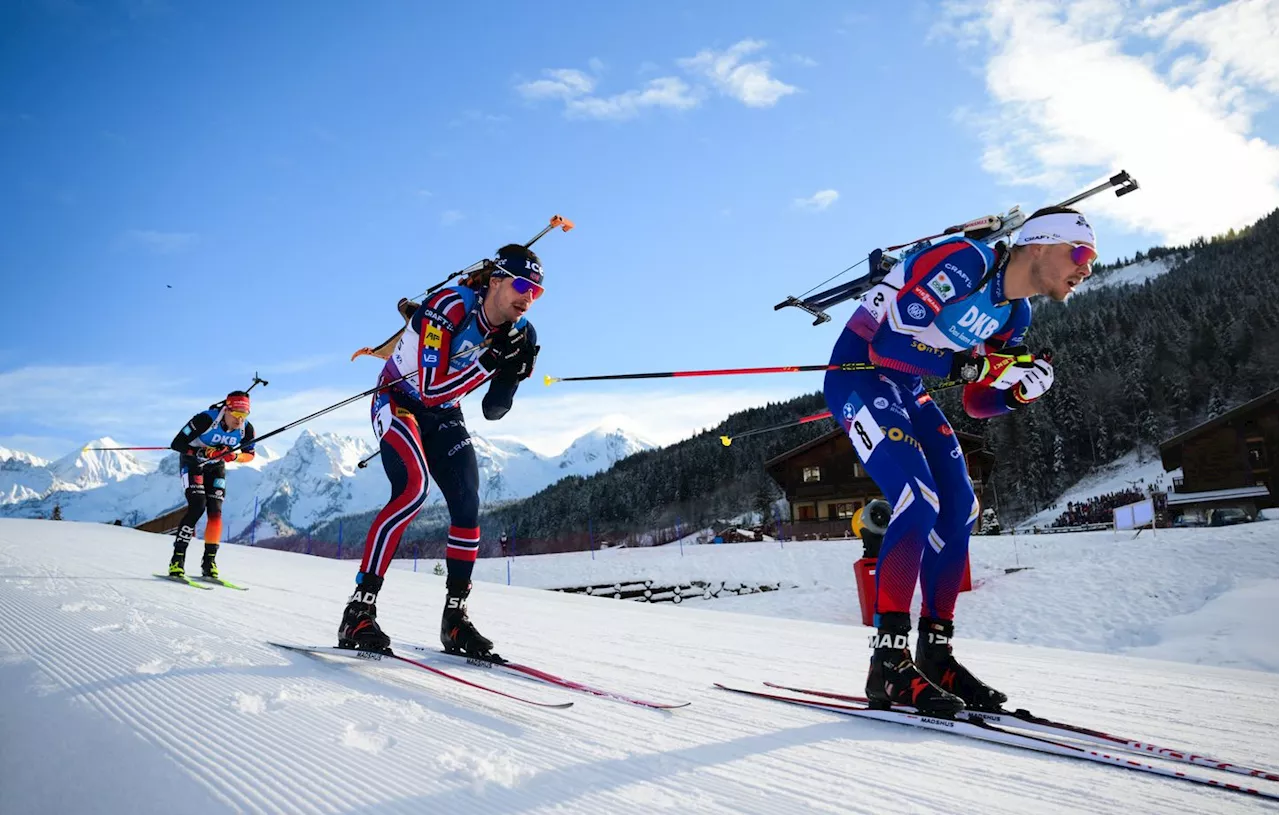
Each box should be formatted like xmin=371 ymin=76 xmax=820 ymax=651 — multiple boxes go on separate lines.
xmin=224 ymin=411 xmax=247 ymax=431
xmin=488 ymin=275 xmax=538 ymax=322
xmin=1032 ymin=242 xmax=1094 ymax=302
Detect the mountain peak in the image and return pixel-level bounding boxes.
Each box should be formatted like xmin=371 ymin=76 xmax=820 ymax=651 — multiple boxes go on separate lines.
xmin=48 ymin=439 xmax=150 ymax=490
xmin=0 ymin=446 xmax=49 ymax=468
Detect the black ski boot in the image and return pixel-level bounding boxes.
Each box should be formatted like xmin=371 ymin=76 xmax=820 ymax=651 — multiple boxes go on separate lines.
xmin=200 ymin=543 xmax=219 ymax=579
xmin=440 ymin=578 xmax=495 ymax=659
xmin=168 ymin=526 xmax=193 ymax=577
xmin=337 ymin=574 xmax=391 ymax=653
xmin=916 ymin=617 xmax=1008 ymax=712
xmin=866 ymin=612 xmax=965 ymax=716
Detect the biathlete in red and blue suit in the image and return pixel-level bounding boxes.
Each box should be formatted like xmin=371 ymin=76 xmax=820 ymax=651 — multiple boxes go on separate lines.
xmin=823 ymin=207 xmax=1099 ymax=715
xmin=339 ymin=244 xmax=544 ymax=658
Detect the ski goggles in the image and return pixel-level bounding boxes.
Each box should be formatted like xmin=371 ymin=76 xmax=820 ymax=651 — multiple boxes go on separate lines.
xmin=1068 ymin=242 xmax=1097 ymax=267
xmin=227 ymin=409 xmax=249 ymax=420
xmin=494 ymin=271 xmax=545 ymax=300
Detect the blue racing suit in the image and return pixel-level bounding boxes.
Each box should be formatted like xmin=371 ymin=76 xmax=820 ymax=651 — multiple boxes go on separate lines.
xmin=824 ymin=237 xmax=1030 ymax=621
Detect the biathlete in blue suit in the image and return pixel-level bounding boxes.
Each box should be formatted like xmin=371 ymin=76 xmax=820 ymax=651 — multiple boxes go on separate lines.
xmin=824 ymin=207 xmax=1098 ymax=715
xmin=339 ymin=244 xmax=543 ymax=658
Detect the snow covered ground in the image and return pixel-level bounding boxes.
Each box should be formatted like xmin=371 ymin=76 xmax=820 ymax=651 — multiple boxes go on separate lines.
xmin=1 ymin=518 xmax=1276 ymax=813
xmin=1018 ymin=450 xmax=1180 ymax=530
xmin=1076 ymin=253 xmax=1183 ymax=294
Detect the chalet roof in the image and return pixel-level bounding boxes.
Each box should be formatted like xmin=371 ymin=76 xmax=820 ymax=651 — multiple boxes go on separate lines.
xmin=765 ymin=426 xmax=986 ymax=470
xmin=1159 ymin=389 xmax=1278 ymax=471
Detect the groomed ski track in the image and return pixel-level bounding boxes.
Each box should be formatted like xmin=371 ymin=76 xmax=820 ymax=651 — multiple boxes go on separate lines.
xmin=0 ymin=519 xmax=1275 ymax=814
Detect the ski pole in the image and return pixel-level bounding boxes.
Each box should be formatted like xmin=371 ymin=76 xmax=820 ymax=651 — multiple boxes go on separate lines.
xmin=717 ymin=376 xmax=967 ymax=447
xmin=544 ymin=361 xmax=878 ymax=386
xmin=720 ymin=411 xmax=834 ymax=447
xmin=416 ymin=214 xmax=574 ymax=302
xmin=203 ymin=371 xmax=416 ymax=463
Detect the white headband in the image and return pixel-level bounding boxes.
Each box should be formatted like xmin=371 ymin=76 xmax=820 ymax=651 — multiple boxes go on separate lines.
xmin=1014 ymin=212 xmax=1096 ymax=249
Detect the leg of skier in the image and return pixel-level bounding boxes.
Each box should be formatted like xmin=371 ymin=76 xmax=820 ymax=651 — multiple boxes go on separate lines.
xmin=421 ymin=408 xmax=493 ymax=658
xmin=200 ymin=463 xmax=227 ymax=578
xmin=168 ymin=459 xmax=208 ymax=577
xmin=825 ymin=365 xmax=963 ymax=716
xmin=338 ymin=403 xmax=429 ymax=651
xmin=913 ymin=391 xmax=1008 ymax=711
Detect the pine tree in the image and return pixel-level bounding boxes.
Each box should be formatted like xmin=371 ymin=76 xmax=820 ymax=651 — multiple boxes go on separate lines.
xmin=51 ymin=503 xmax=63 ymax=521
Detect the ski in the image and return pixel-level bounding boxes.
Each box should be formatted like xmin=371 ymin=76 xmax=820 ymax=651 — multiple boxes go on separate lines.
xmin=406 ymin=643 xmax=690 ymax=710
xmin=268 ymin=643 xmax=573 ymax=709
xmin=191 ymin=576 xmax=248 ymax=591
xmin=152 ymin=573 xmax=214 ymax=590
xmin=763 ymin=681 xmax=1280 ymax=782
xmin=716 ymin=684 xmax=1278 ymax=800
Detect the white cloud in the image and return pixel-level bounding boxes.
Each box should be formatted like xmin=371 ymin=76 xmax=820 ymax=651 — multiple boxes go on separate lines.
xmin=678 ymin=39 xmax=799 ymax=107
xmin=517 ymin=39 xmax=797 ymax=121
xmin=0 ymin=433 xmax=77 ymax=461
xmin=515 ymin=69 xmax=597 ymax=100
xmin=440 ymin=210 xmax=464 ymax=226
xmin=118 ymin=229 xmax=198 ymax=255
xmin=1142 ymin=0 xmax=1278 ymax=92
xmin=941 ymin=0 xmax=1279 ymax=245
xmin=793 ymin=189 xmax=840 ymax=212
xmin=517 ymin=67 xmax=700 ymax=121
xmin=565 ymin=77 xmax=701 ymax=120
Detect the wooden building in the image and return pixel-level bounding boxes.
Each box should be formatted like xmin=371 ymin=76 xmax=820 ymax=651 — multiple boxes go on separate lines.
xmin=765 ymin=428 xmax=995 ymax=540
xmin=135 ymin=505 xmax=186 ymax=535
xmin=1159 ymin=389 xmax=1278 ymax=521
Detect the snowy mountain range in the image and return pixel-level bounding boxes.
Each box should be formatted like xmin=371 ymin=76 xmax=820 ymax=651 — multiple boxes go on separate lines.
xmin=0 ymin=427 xmax=654 ymax=540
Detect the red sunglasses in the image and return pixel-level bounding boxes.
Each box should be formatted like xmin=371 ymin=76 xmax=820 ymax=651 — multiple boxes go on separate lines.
xmin=501 ymin=274 xmax=544 ymax=300
xmin=1068 ymin=242 xmax=1097 ymax=267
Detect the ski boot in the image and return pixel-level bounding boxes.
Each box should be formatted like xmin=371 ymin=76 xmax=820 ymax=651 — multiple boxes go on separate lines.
xmin=440 ymin=578 xmax=495 ymax=659
xmin=337 ymin=574 xmax=391 ymax=653
xmin=167 ymin=553 xmax=186 ymax=578
xmin=200 ymin=543 xmax=219 ymax=579
xmin=168 ymin=526 xmax=193 ymax=577
xmin=867 ymin=611 xmax=965 ymax=716
xmin=916 ymin=617 xmax=1008 ymax=712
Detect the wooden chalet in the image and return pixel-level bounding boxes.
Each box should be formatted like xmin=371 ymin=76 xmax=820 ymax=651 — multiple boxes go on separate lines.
xmin=765 ymin=428 xmax=995 ymax=540
xmin=1159 ymin=389 xmax=1278 ymax=521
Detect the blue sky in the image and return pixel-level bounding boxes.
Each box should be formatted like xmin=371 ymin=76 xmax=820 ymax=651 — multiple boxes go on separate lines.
xmin=2 ymin=0 xmax=1276 ymax=460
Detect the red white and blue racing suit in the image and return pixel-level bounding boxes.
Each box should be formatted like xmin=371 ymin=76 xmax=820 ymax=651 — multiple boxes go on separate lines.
xmin=823 ymin=237 xmax=1030 ymax=622
xmin=357 ymin=285 xmax=527 ymax=589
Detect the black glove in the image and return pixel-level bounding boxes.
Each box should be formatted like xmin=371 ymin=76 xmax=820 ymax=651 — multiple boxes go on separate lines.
xmin=479 ymin=323 xmax=539 ymax=382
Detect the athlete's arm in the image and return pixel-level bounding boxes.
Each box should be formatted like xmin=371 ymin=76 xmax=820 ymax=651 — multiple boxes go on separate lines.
xmin=170 ymin=413 xmax=214 ymax=453
xmin=415 ymin=290 xmax=489 ymax=407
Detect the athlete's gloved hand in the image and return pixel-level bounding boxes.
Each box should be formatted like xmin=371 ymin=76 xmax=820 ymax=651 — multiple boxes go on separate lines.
xmin=202 ymin=445 xmax=236 ymax=463
xmin=1005 ymin=357 xmax=1055 ymax=407
xmin=478 ymin=323 xmax=523 ymax=372
xmin=503 ymin=323 xmax=539 ymax=382
xmin=479 ymin=323 xmax=538 ymax=381
xmin=953 ymin=346 xmax=1039 ymax=391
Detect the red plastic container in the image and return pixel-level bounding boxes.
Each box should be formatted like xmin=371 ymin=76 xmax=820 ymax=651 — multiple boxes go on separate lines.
xmin=853 ymin=557 xmax=877 ymax=626
xmin=854 ymin=555 xmax=972 ymax=627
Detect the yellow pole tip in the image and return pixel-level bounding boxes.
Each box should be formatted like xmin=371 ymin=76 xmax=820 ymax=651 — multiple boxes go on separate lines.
xmin=720 ymin=436 xmax=732 ymax=447
xmin=543 ymin=374 xmax=553 ymax=387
